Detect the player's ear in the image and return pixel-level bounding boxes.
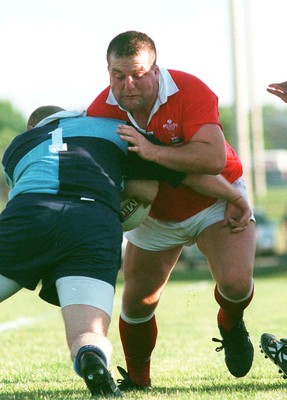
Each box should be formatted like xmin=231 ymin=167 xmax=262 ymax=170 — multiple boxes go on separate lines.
xmin=153 ymin=65 xmax=159 ymax=81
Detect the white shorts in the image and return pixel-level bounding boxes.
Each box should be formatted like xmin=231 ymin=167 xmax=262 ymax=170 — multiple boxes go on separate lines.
xmin=125 ymin=177 xmax=254 ymax=251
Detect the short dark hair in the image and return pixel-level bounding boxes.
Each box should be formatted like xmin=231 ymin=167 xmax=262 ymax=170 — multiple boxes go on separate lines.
xmin=27 ymin=105 xmax=65 ymax=129
xmin=107 ymin=30 xmax=157 ymax=64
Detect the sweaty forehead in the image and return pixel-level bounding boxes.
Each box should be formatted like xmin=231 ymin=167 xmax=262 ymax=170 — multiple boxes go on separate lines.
xmin=109 ymin=50 xmax=155 ymax=72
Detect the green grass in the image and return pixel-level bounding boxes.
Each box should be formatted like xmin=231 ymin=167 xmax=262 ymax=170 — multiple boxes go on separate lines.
xmin=1 ymin=266 xmax=287 ymax=399
xmin=255 ymin=186 xmax=287 ymax=221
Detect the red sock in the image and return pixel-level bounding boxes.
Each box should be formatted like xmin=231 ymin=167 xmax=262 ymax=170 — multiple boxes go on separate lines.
xmin=214 ymin=285 xmax=254 ymax=331
xmin=119 ymin=315 xmax=158 ymax=386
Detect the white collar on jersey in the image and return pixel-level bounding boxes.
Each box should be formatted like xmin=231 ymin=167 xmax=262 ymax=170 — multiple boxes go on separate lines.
xmin=35 ymin=110 xmax=86 ymax=128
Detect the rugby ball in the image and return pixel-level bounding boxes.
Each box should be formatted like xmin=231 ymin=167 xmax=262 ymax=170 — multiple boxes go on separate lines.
xmin=120 ymin=198 xmax=151 ymax=231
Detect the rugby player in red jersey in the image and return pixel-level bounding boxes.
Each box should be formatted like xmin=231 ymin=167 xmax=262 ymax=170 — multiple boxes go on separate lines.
xmin=87 ymin=31 xmax=256 ymax=389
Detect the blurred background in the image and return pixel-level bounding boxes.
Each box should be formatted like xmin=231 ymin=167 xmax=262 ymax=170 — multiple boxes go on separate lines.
xmin=1 ymin=0 xmax=287 ymax=262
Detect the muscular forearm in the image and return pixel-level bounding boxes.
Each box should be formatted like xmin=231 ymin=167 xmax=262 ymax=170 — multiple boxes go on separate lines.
xmin=117 ymin=123 xmax=226 ymax=175
xmin=153 ymin=143 xmax=225 ymax=174
xmin=182 ymin=174 xmax=242 ymax=202
xmin=153 ymin=124 xmax=226 ymax=174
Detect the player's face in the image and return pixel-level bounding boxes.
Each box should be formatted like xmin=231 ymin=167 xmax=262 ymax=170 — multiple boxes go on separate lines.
xmin=108 ymin=50 xmax=159 ymax=115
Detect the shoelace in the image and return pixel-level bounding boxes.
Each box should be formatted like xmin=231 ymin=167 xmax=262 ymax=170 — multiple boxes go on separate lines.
xmin=116 ymin=366 xmax=131 ymax=386
xmin=212 ymin=337 xmax=225 ymax=352
xmin=116 ymin=366 xmax=150 ymax=389
xmin=212 ymin=328 xmax=250 ymax=352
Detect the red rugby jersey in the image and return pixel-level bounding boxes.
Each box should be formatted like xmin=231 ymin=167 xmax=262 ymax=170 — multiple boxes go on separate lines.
xmin=87 ymin=69 xmax=242 ymax=221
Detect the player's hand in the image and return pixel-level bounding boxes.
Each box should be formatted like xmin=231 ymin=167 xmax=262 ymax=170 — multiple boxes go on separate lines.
xmin=267 ymin=81 xmax=287 ymax=103
xmin=222 ymin=196 xmax=252 ymax=233
xmin=117 ymin=124 xmax=158 ymax=162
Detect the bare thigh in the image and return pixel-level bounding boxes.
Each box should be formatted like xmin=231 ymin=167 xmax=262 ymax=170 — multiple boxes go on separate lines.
xmin=197 ymin=220 xmax=256 ymax=300
xmin=122 ymin=242 xmax=183 ymax=318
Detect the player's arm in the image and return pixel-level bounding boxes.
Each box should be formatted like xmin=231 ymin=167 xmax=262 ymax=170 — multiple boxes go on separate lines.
xmin=182 ymin=173 xmax=241 ymax=202
xmin=117 ymin=124 xmax=226 ymax=175
xmin=119 ymin=125 xmax=251 ymax=230
xmin=182 ymin=173 xmax=252 ymax=231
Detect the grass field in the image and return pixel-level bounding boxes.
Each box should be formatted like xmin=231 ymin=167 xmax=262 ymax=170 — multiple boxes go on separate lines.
xmin=255 ymin=187 xmax=287 ymax=221
xmin=1 ymin=265 xmax=287 ymax=399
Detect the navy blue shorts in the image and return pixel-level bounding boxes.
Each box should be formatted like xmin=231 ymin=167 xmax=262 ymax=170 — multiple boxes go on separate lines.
xmin=0 ymin=194 xmax=123 ymax=306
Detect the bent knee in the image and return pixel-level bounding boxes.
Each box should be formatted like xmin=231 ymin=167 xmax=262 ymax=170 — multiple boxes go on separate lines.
xmin=218 ymin=271 xmax=253 ymax=297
